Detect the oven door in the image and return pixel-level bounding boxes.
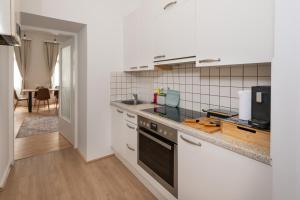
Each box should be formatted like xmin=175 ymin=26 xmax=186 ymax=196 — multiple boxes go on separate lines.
xmin=137 ymin=127 xmax=178 ymax=197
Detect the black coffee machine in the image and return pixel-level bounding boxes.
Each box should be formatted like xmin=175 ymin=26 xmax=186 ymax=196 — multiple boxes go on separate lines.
xmin=250 ymin=86 xmax=271 ymax=130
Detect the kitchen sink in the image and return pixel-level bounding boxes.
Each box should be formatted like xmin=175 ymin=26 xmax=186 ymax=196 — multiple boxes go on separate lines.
xmin=121 ymin=100 xmax=143 ymax=105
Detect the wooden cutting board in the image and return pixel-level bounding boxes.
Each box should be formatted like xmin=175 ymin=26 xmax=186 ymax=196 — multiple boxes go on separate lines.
xmin=183 ymin=117 xmax=221 ymax=133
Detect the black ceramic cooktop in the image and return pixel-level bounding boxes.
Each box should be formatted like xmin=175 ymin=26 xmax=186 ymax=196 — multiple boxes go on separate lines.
xmin=142 ymin=106 xmax=205 ymax=123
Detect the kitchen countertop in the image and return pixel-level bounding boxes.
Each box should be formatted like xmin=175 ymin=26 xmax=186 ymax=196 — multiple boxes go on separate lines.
xmin=110 ymin=101 xmax=272 ymax=166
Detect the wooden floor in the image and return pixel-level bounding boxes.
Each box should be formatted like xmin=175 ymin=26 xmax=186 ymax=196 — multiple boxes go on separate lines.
xmin=14 ymin=105 xmax=72 ymax=160
xmin=0 ymin=148 xmax=156 ymax=200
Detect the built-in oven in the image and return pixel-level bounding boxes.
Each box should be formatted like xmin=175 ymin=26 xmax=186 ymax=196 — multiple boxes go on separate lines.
xmin=137 ymin=116 xmax=178 ymax=198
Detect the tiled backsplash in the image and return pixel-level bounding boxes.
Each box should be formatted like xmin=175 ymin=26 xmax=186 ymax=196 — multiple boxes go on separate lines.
xmin=110 ymin=63 xmax=271 ymax=112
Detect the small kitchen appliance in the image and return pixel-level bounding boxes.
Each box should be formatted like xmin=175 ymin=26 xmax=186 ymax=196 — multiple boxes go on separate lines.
xmin=250 ymin=86 xmax=271 ymax=130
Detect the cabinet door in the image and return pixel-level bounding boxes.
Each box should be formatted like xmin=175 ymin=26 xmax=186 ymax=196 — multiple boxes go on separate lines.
xmin=111 ymin=107 xmax=126 ymax=157
xmin=124 ymin=11 xmax=139 ymax=71
xmin=153 ymin=0 xmax=196 ymax=62
xmin=124 ymin=121 xmax=138 ymax=168
xmin=196 ymin=0 xmax=273 ymax=67
xmin=178 ymin=132 xmax=271 ymax=200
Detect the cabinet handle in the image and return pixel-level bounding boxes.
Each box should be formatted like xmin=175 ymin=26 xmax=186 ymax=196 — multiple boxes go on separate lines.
xmin=180 ymin=135 xmax=202 ymax=147
xmin=164 ymin=1 xmax=177 ymax=10
xmin=126 ymin=123 xmax=136 ymax=130
xmin=127 ymin=113 xmax=135 ymax=118
xmin=117 ymin=109 xmax=124 ymax=114
xmin=139 ymin=66 xmax=148 ymax=69
xmin=130 ymin=67 xmax=138 ymax=70
xmin=198 ymin=58 xmax=221 ymax=64
xmin=154 ymin=55 xmax=166 ymax=60
xmin=126 ymin=144 xmax=135 ymax=151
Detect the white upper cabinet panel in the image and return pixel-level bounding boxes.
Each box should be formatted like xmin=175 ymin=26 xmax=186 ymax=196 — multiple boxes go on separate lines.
xmin=196 ymin=0 xmax=274 ymax=67
xmin=153 ymin=0 xmax=197 ymax=63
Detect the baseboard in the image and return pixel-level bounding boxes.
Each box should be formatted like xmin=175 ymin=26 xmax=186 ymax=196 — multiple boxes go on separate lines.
xmin=75 ymin=149 xmax=114 ymax=163
xmin=0 ymin=163 xmax=12 ymax=191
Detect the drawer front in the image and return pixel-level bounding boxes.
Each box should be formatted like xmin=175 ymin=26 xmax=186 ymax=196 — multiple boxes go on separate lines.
xmin=125 ymin=121 xmax=137 ymax=167
xmin=124 ymin=111 xmax=137 ymax=125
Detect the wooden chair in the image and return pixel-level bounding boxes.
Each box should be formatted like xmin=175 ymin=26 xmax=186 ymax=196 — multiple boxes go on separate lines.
xmin=33 ymin=86 xmax=42 ymax=107
xmin=36 ymin=88 xmax=51 ymax=112
xmin=54 ymin=86 xmax=59 ymax=110
xmin=14 ymin=89 xmax=28 ymax=111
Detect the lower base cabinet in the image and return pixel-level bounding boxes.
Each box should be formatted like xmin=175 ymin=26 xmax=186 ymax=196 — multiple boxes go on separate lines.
xmin=178 ymin=132 xmax=272 ymax=200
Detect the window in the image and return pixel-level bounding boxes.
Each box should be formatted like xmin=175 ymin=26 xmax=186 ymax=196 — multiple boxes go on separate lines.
xmin=51 ymin=57 xmax=60 ymax=88
xmin=14 ymin=54 xmax=22 ymax=93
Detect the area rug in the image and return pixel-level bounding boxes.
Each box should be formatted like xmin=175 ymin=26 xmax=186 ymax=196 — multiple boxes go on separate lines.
xmin=16 ymin=116 xmax=59 ymax=138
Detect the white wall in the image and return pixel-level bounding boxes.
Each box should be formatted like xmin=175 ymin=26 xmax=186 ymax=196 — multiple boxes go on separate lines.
xmin=21 ymin=0 xmax=141 ymax=161
xmin=22 ymin=30 xmax=71 ymax=89
xmin=272 ymin=0 xmax=300 ymax=200
xmin=0 ymin=46 xmax=14 ymax=188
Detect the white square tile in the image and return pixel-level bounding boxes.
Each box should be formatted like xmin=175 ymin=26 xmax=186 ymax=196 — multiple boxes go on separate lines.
xmin=200 ymin=86 xmax=209 ymax=94
xmin=186 ymin=84 xmax=193 ymax=93
xmin=220 ymin=77 xmax=231 ymax=86
xmin=193 ymin=85 xmax=200 ymax=93
xmin=179 ymin=77 xmax=186 ymax=84
xmin=186 ymin=101 xmax=193 ymax=109
xmin=179 ymin=68 xmax=186 ymax=76
xmin=180 ymin=100 xmax=186 ymax=108
xmin=231 ymin=98 xmax=239 ymax=109
xmin=201 ymin=68 xmax=210 ymax=76
xmin=231 ymin=77 xmax=243 ymax=87
xmin=186 ymin=77 xmax=193 ymax=84
xmin=210 ymin=67 xmax=220 ymax=76
xmin=210 ymin=86 xmax=219 ymax=96
xmin=180 ymin=85 xmax=186 ymax=92
xmin=193 ymin=68 xmax=201 ymax=77
xmin=174 ymin=84 xmax=180 ymax=90
xmin=258 ymin=77 xmax=271 ymax=86
xmin=193 ymin=102 xmax=201 ymax=112
xmin=220 ymin=66 xmax=231 ymax=76
xmin=244 ymin=77 xmax=258 ymax=88
xmin=210 ymin=105 xmax=220 ymax=110
xmin=231 ymin=65 xmax=243 ymax=76
xmin=220 ymin=97 xmax=231 ymax=107
xmin=193 ymin=93 xmax=201 ymax=102
xmin=201 ymin=95 xmax=209 ymax=104
xmin=231 ymin=87 xmax=243 ymax=98
xmin=210 ymin=77 xmax=220 ymax=86
xmin=186 ymin=93 xmax=193 ymax=101
xmin=201 ymin=77 xmax=209 ymax=85
xmin=210 ymin=96 xmax=220 ymax=106
xmin=168 ymin=76 xmax=173 ymax=83
xmin=173 ymin=76 xmax=179 ymax=84
xmin=193 ymin=76 xmax=201 ymax=85
xmin=244 ymin=64 xmax=258 ymax=76
xmin=186 ymin=68 xmax=193 ymax=76
xmin=180 ymin=92 xmax=186 ymax=100
xmin=168 ymin=84 xmax=174 ymax=90
xmin=258 ymin=63 xmax=271 ymax=76
xmin=220 ymin=87 xmax=230 ymax=97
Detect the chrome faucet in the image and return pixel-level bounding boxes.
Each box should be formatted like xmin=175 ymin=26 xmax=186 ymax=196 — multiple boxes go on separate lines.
xmin=132 ymin=93 xmax=138 ymax=104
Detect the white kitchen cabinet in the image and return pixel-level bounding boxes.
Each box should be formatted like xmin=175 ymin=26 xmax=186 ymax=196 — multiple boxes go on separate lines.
xmin=111 ymin=107 xmax=126 ymax=157
xmin=196 ymin=0 xmax=274 ymax=67
xmin=123 ymin=4 xmax=155 ymax=71
xmin=178 ymin=132 xmax=272 ymax=200
xmin=124 ymin=121 xmax=138 ymax=168
xmin=153 ymin=0 xmax=196 ymax=64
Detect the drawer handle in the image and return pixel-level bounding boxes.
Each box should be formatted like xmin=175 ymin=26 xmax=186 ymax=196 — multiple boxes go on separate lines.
xmin=126 ymin=124 xmax=136 ymax=130
xmin=126 ymin=144 xmax=135 ymax=151
xmin=164 ymin=1 xmax=177 ymax=10
xmin=127 ymin=113 xmax=135 ymax=118
xmin=237 ymin=126 xmax=256 ymax=134
xmin=154 ymin=55 xmax=166 ymax=60
xmin=139 ymin=66 xmax=148 ymax=69
xmin=180 ymin=135 xmax=202 ymax=147
xmin=130 ymin=67 xmax=138 ymax=70
xmin=198 ymin=58 xmax=221 ymax=63
xmin=117 ymin=109 xmax=123 ymax=114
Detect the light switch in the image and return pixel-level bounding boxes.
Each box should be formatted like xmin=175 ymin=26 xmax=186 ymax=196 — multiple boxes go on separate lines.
xmin=256 ymin=92 xmax=262 ymax=103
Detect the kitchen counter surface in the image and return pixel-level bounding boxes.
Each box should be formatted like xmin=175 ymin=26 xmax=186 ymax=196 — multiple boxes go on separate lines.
xmin=110 ymin=101 xmax=271 ymax=166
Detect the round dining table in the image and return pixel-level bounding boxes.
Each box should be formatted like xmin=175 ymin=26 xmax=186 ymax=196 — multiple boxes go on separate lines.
xmin=22 ymin=88 xmax=59 ymax=112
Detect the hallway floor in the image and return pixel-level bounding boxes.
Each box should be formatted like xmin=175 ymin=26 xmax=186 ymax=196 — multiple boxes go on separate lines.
xmin=0 ymin=148 xmax=156 ymax=200
xmin=14 ymin=105 xmax=71 ymax=160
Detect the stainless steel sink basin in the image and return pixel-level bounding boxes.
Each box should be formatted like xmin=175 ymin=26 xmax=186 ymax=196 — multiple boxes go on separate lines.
xmin=121 ymin=100 xmax=143 ymax=105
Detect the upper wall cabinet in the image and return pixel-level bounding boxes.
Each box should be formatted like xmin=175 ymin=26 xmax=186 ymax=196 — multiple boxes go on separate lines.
xmin=196 ymin=0 xmax=274 ymax=67
xmin=153 ymin=0 xmax=197 ymax=65
xmin=123 ymin=4 xmax=155 ymax=71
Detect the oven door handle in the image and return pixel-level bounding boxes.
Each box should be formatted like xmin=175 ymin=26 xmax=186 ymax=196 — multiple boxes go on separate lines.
xmin=138 ymin=129 xmax=172 ymax=150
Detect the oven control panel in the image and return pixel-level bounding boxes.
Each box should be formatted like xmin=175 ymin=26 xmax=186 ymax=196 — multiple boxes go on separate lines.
xmin=138 ymin=116 xmax=177 ymax=143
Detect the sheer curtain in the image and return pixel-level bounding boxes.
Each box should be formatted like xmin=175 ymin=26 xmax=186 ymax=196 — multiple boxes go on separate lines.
xmin=44 ymin=42 xmax=59 ymax=88
xmin=14 ymin=39 xmax=31 ymax=91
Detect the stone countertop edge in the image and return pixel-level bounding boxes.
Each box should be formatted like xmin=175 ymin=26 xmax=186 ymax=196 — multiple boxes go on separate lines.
xmin=110 ymin=101 xmax=272 ymax=166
